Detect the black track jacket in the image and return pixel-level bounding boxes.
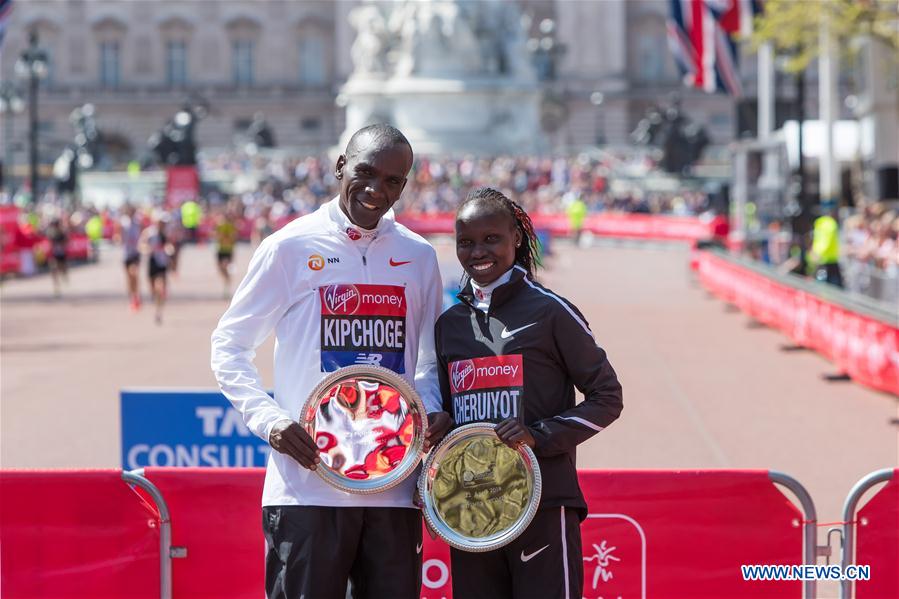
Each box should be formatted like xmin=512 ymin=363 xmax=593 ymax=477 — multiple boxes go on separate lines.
xmin=435 ymin=265 xmax=623 ymax=518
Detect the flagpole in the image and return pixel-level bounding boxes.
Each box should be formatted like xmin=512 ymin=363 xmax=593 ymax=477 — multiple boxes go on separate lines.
xmin=757 ymin=42 xmax=779 ymax=189
xmin=757 ymin=43 xmax=774 ymax=140
xmin=818 ymin=9 xmax=839 ymax=203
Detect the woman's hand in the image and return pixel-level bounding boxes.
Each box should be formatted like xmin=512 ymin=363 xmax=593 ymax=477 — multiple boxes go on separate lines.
xmin=495 ymin=417 xmax=536 ymax=449
xmin=424 ymin=411 xmax=453 ymax=452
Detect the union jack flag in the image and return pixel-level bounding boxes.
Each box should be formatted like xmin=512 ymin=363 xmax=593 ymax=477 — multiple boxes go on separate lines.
xmin=667 ymin=0 xmax=763 ymax=97
xmin=0 ymin=0 xmax=11 ymax=50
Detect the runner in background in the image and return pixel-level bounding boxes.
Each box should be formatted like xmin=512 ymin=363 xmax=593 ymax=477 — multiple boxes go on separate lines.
xmin=118 ymin=204 xmax=143 ymax=312
xmin=181 ymin=198 xmax=202 ymax=244
xmin=85 ymin=209 xmax=104 ymax=262
xmin=46 ymin=217 xmax=69 ymax=297
xmin=566 ymin=195 xmax=587 ymax=245
xmin=166 ymin=207 xmax=184 ymax=277
xmin=251 ymin=205 xmax=274 ymax=246
xmin=140 ymin=213 xmax=175 ymax=325
xmin=214 ymin=205 xmax=239 ymax=298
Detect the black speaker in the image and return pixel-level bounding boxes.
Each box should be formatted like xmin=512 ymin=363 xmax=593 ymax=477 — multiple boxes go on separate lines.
xmin=841 ymin=168 xmax=853 ymax=208
xmin=876 ymin=166 xmax=898 ymax=200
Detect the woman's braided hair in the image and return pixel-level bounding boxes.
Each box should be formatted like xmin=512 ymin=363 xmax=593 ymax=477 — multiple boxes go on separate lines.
xmin=458 ymin=187 xmax=541 ymax=280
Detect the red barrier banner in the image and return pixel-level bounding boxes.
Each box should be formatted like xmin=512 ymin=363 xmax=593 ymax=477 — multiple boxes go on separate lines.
xmin=696 ymin=251 xmax=899 ymax=396
xmin=140 ymin=467 xmax=266 ymax=599
xmin=576 ymin=470 xmax=802 ymax=599
xmin=0 ymin=470 xmax=159 ymax=599
xmin=1 ymin=247 xmax=21 ymax=274
xmin=0 ymin=468 xmax=804 ymax=598
xmin=396 ymin=212 xmax=720 ymax=241
xmin=583 ymin=213 xmax=722 ymax=241
xmin=395 ymin=213 xmax=456 ymax=236
xmin=1 ymin=205 xmax=22 ymax=274
xmin=855 ymin=470 xmax=899 ymax=599
xmin=422 ymin=470 xmax=803 ymax=599
xmin=165 ymin=166 xmax=200 ymax=208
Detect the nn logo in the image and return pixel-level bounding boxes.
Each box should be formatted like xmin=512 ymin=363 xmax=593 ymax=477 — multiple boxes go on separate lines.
xmin=308 ymin=254 xmax=325 ymax=271
xmin=327 ymin=257 xmax=340 ymax=264
xmin=450 ymin=359 xmax=476 ymax=392
xmin=323 ymin=284 xmax=360 ymax=315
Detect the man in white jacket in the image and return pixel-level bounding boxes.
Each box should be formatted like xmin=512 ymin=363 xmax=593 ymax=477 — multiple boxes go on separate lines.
xmin=211 ymin=124 xmax=452 ymax=599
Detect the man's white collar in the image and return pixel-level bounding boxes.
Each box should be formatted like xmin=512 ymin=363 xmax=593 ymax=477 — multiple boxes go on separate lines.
xmin=327 ymin=197 xmax=394 ymax=241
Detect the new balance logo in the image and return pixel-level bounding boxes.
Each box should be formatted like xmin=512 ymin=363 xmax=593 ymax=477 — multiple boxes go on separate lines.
xmin=354 ymin=353 xmax=383 ymax=366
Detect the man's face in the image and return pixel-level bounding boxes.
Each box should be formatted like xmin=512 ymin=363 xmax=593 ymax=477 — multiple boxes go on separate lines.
xmin=336 ymin=137 xmax=412 ymax=230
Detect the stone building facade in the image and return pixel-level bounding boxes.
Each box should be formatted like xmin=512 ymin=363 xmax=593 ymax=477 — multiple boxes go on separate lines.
xmin=1 ymin=0 xmax=739 ymax=166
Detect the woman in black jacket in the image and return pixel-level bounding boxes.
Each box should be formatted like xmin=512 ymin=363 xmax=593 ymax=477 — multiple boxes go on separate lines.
xmin=434 ymin=187 xmax=623 ymax=599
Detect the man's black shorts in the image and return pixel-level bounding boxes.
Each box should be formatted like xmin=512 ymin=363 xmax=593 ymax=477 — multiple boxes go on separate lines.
xmin=148 ymin=259 xmax=167 ymax=280
xmin=262 ymin=505 xmax=422 ymax=599
xmin=449 ymin=506 xmax=583 ymax=599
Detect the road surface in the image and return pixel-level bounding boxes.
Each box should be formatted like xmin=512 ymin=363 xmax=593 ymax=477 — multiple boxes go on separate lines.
xmin=2 ymin=238 xmax=896 ymax=532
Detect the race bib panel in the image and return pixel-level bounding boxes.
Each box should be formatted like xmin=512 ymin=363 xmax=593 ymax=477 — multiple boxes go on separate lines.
xmin=320 ymin=284 xmax=407 ymax=373
xmin=449 ymin=355 xmax=523 ymax=425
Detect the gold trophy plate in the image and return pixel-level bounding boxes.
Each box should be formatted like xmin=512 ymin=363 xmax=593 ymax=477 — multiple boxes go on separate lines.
xmin=419 ymin=423 xmax=542 ymax=552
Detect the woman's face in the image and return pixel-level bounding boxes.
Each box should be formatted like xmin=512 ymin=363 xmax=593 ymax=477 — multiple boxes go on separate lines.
xmin=455 ymin=202 xmax=521 ymax=286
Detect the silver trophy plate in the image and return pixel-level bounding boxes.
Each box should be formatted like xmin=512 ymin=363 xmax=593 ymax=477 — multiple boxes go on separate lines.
xmin=419 ymin=422 xmax=542 ymax=552
xmin=301 ymin=365 xmax=427 ymax=494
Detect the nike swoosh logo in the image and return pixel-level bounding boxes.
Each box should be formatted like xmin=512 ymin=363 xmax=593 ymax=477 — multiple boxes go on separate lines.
xmin=389 ymin=258 xmax=412 ymax=267
xmin=500 ymin=322 xmax=537 ymax=339
xmin=520 ymin=544 xmax=550 ymax=562
xmin=416 ymin=543 xmax=423 ymax=554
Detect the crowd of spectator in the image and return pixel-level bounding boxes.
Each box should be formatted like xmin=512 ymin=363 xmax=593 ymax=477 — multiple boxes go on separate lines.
xmin=844 ymin=203 xmax=899 ymax=272
xmin=198 ymin=151 xmax=716 ymax=221
xmin=842 ymin=202 xmax=899 ymax=302
xmin=7 ymin=150 xmax=895 ymax=304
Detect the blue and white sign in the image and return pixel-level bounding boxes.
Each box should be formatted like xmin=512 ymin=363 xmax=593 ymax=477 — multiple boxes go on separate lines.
xmin=121 ymin=389 xmax=271 ymax=469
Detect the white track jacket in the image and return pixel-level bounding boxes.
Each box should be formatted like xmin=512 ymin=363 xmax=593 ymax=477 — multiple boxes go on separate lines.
xmin=211 ymin=199 xmax=443 ymax=507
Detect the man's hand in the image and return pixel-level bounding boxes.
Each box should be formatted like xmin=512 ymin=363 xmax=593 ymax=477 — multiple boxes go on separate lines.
xmin=495 ymin=417 xmax=536 ymax=449
xmin=269 ymin=420 xmax=320 ymax=470
xmin=424 ymin=411 xmax=453 ymax=452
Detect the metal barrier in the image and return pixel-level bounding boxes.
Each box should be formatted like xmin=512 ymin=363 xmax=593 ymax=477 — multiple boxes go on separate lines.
xmin=843 ymin=259 xmax=899 ymax=306
xmin=126 ymin=468 xmax=813 ymax=599
xmin=123 ymin=469 xmax=174 ymax=599
xmin=840 ymin=468 xmax=896 ymax=599
xmin=0 ymin=468 xmax=830 ymax=598
xmin=695 ymin=249 xmax=899 ymax=396
xmin=770 ymin=471 xmax=819 ymax=599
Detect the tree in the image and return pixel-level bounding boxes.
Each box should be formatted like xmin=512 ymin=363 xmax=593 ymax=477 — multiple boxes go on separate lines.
xmin=751 ymin=0 xmax=899 ymax=72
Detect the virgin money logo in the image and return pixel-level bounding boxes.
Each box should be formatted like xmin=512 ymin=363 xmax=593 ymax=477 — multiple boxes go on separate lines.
xmin=451 ymin=359 xmax=475 ymax=392
xmin=346 ymin=227 xmax=362 ymax=241
xmin=324 ymin=284 xmax=360 ymax=315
